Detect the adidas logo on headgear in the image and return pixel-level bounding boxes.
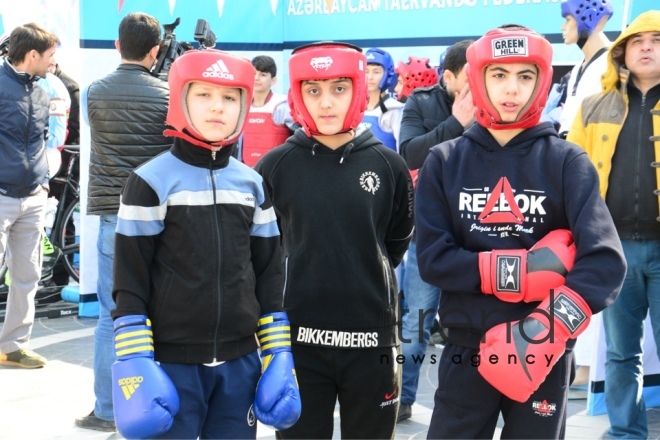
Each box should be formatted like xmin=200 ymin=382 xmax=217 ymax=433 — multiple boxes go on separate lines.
xmin=203 ymin=60 xmax=234 ymax=80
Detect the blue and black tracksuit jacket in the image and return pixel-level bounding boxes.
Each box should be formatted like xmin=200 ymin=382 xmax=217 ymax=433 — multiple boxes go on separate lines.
xmin=112 ymin=138 xmax=284 ymax=364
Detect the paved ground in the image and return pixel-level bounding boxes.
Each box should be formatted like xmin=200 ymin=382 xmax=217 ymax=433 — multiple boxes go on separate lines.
xmin=0 ymin=310 xmax=647 ymax=440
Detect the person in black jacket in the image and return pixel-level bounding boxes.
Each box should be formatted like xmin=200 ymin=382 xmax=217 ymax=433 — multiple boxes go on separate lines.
xmin=75 ymin=12 xmax=170 ymax=432
xmin=111 ymin=48 xmax=297 ymax=438
xmin=48 ymin=61 xmax=80 ymax=282
xmin=397 ymin=39 xmax=474 ymax=423
xmin=52 ymin=61 xmax=80 ymax=146
xmin=0 ymin=23 xmax=59 ymax=370
xmin=256 ymin=41 xmax=414 ymax=439
xmin=415 ymin=26 xmax=626 ymax=439
xmin=399 ymin=39 xmax=475 ymax=170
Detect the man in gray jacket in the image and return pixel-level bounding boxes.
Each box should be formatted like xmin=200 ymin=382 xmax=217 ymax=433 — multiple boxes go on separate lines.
xmin=0 ymin=23 xmax=59 ymax=370
xmin=74 ymin=12 xmax=170 ymax=432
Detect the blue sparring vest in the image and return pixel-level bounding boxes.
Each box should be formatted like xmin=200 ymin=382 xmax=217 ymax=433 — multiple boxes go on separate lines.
xmin=37 ymin=72 xmax=71 ymax=150
xmin=362 ymin=100 xmax=397 ymax=151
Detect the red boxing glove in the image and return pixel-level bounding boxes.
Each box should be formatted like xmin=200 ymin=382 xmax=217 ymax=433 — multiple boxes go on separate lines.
xmin=479 ymin=229 xmax=576 ymax=303
xmin=477 ymin=286 xmax=591 ymax=402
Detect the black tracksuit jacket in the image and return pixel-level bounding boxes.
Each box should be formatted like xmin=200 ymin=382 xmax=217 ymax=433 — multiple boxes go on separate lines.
xmin=399 ymin=81 xmax=465 ymax=171
xmin=112 ymin=140 xmax=283 ymax=364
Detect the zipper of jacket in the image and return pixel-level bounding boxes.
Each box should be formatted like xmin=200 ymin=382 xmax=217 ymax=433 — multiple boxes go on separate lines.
xmin=210 ymin=151 xmax=222 ymax=362
xmin=632 ymin=94 xmax=647 ymax=240
xmin=20 ymin=82 xmax=32 ymax=190
xmin=384 ymin=258 xmax=392 ymax=307
xmin=282 ymin=256 xmax=289 ymax=307
xmin=379 ymin=247 xmax=393 ymax=307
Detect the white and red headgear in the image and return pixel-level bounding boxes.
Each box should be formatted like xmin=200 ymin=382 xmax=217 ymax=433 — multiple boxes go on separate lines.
xmin=288 ymin=41 xmax=367 ymax=136
xmin=466 ymin=26 xmax=553 ymax=130
xmin=395 ymin=56 xmax=438 ymax=101
xmin=164 ymin=49 xmax=256 ymax=149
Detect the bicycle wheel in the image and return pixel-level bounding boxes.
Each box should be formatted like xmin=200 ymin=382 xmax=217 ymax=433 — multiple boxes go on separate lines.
xmin=53 ymin=198 xmax=80 ymax=283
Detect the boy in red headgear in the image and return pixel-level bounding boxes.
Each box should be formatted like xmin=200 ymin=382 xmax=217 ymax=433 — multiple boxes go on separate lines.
xmin=111 ymin=49 xmax=300 ymax=439
xmin=414 ymin=26 xmax=625 ymax=438
xmin=255 ymin=41 xmax=414 ymax=439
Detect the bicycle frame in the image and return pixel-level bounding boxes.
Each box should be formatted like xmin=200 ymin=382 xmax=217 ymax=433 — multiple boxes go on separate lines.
xmin=50 ymin=148 xmax=80 ymax=232
xmin=49 ymin=147 xmax=81 ymax=282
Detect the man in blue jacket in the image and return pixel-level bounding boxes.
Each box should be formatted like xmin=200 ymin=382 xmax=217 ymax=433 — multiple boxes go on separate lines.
xmin=0 ymin=23 xmax=60 ymax=369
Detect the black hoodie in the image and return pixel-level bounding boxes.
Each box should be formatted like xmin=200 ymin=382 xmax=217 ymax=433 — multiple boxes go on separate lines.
xmin=256 ymin=128 xmax=414 ymax=348
xmin=415 ymin=122 xmax=626 ymax=349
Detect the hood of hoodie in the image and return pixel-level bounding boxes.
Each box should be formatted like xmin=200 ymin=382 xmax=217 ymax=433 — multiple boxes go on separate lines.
xmin=287 ymin=124 xmax=383 ymax=163
xmin=601 ymin=10 xmax=660 ymax=93
xmin=463 ymin=121 xmax=558 ymax=152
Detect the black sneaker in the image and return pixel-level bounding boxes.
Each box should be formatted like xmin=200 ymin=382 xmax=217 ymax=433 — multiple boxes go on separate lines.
xmin=74 ymin=411 xmax=116 ymax=432
xmin=397 ymin=404 xmax=412 ymax=423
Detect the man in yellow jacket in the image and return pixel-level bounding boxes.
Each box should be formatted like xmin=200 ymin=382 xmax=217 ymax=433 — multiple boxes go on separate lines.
xmin=568 ymin=10 xmax=660 ymax=439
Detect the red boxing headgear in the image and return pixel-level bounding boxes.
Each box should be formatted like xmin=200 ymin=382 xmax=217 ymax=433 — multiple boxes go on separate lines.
xmin=165 ymin=49 xmax=256 ymax=149
xmin=466 ymin=26 xmax=553 ymax=130
xmin=288 ymin=41 xmax=367 ymax=136
xmin=395 ymin=56 xmax=438 ymax=101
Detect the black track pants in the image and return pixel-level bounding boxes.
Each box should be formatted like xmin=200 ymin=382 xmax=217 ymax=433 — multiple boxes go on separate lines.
xmin=427 ymin=343 xmax=574 ymax=439
xmin=278 ymin=344 xmax=401 ymax=439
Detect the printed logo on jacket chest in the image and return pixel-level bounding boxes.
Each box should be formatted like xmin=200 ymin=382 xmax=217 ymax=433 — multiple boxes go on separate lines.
xmin=360 ymin=171 xmax=381 ymax=195
xmin=460 ymin=177 xmax=546 ymax=237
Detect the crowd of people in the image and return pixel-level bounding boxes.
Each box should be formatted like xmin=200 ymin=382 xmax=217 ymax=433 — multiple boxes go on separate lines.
xmin=0 ymin=1 xmax=658 ymax=438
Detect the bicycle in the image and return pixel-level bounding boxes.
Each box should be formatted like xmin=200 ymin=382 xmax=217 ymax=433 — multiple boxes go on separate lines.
xmin=48 ymin=145 xmax=81 ymax=283
xmin=0 ymin=146 xmax=80 ymax=303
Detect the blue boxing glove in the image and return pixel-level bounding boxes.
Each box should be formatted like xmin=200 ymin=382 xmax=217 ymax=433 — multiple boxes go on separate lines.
xmin=111 ymin=315 xmax=179 ymax=439
xmin=254 ymin=312 xmax=302 ymax=430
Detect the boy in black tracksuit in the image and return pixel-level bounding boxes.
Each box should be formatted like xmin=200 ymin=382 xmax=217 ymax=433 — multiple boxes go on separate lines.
xmin=256 ymin=42 xmax=414 ymax=439
xmin=111 ymin=50 xmax=300 ymax=439
xmin=415 ymin=27 xmax=626 ymax=439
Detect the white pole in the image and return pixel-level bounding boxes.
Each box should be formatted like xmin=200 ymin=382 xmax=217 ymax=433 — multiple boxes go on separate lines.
xmin=622 ymin=0 xmax=631 ymax=31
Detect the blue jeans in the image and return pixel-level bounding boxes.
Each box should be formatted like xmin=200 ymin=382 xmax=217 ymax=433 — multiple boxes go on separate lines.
xmin=93 ymin=214 xmax=117 ymax=422
xmin=604 ymin=239 xmax=660 ymax=439
xmin=400 ymin=239 xmax=441 ymax=405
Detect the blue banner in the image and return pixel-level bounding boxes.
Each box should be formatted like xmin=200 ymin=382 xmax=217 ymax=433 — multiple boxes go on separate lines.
xmin=79 ymin=0 xmax=628 ymax=48
xmin=80 ymin=0 xmax=284 ymax=47
xmin=283 ymin=0 xmax=624 ymax=43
